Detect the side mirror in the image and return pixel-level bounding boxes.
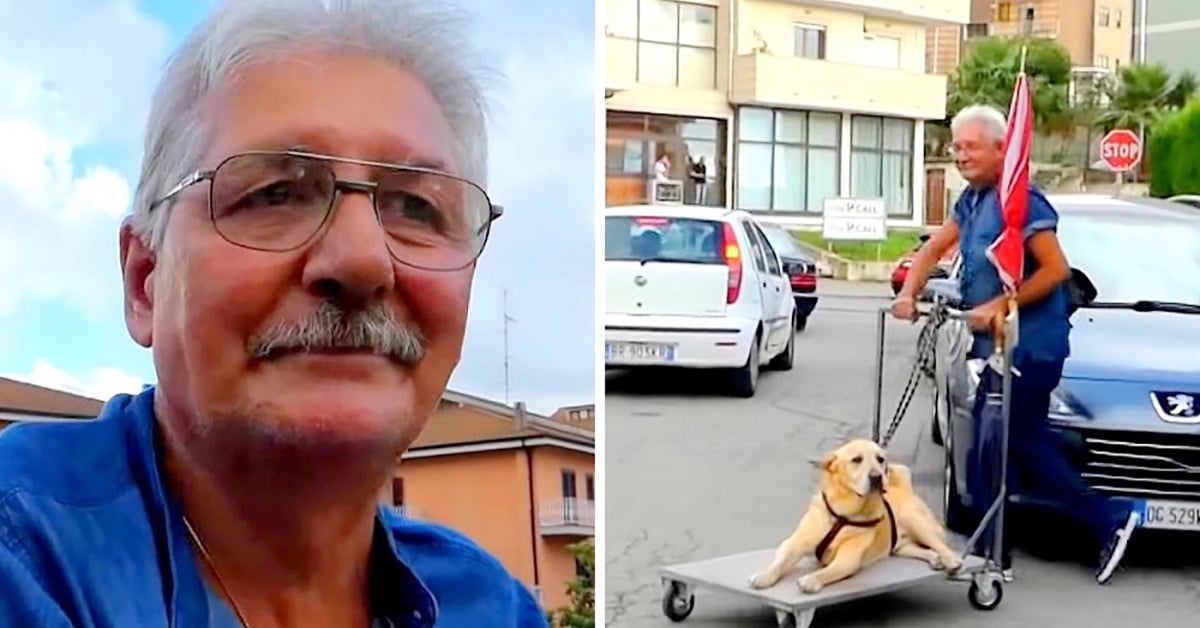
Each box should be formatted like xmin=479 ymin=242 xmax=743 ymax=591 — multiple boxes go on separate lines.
xmin=1067 ymin=267 xmax=1097 ymax=315
xmin=922 ymin=277 xmax=962 ymax=307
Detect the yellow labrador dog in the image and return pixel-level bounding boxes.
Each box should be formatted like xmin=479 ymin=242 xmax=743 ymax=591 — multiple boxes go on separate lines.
xmin=748 ymin=439 xmax=963 ymax=594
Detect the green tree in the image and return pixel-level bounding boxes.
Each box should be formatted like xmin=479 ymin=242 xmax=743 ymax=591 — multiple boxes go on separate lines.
xmin=548 ymin=538 xmax=594 ymax=628
xmin=1148 ymin=99 xmax=1200 ymax=197
xmin=928 ymin=36 xmax=1075 ymax=159
xmin=1095 ymin=63 xmax=1177 ymax=133
xmin=947 ymin=36 xmax=1073 ymax=135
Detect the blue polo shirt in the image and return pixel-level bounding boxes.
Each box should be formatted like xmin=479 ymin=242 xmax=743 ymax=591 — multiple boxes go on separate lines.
xmin=953 ymin=184 xmax=1072 ymax=365
xmin=0 ymin=388 xmax=548 ymax=627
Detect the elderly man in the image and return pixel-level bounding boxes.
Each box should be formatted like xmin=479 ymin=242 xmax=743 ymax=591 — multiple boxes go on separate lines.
xmin=0 ymin=1 xmax=547 ymax=627
xmin=892 ymin=104 xmax=1138 ymax=585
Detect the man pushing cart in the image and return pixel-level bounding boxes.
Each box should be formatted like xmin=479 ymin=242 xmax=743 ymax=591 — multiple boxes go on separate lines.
xmin=657 ymin=50 xmax=1140 ymax=628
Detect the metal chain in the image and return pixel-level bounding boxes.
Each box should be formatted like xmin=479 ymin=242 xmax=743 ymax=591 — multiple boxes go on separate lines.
xmin=878 ymin=305 xmax=947 ymax=449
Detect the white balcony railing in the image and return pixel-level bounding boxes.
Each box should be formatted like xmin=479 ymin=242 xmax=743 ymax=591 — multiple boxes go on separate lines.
xmin=539 ymin=497 xmax=596 ymax=529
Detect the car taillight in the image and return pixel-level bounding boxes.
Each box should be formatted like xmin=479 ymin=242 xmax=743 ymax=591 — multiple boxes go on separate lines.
xmin=720 ymin=223 xmax=742 ymax=304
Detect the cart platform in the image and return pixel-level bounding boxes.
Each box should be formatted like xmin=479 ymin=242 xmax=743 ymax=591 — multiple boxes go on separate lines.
xmin=658 ymin=537 xmax=990 ymax=627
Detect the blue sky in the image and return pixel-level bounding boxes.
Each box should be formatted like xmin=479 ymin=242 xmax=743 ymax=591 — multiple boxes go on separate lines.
xmin=0 ymin=0 xmax=596 ymax=414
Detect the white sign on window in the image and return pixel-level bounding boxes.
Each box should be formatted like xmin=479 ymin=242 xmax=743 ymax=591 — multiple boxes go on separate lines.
xmin=822 ymin=197 xmax=887 ymax=241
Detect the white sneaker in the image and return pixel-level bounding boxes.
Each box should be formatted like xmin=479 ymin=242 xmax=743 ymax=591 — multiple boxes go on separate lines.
xmin=1096 ymin=511 xmax=1140 ymax=585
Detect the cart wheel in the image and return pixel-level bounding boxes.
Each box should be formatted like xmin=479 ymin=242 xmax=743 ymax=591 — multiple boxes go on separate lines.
xmin=968 ymin=579 xmax=1003 ymax=611
xmin=661 ymin=581 xmax=694 ymax=622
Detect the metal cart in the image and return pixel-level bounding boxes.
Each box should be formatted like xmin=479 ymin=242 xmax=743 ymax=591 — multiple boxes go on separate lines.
xmin=658 ymin=302 xmax=1017 ymax=627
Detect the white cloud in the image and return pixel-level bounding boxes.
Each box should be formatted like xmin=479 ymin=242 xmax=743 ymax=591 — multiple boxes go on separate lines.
xmin=10 ymin=359 xmax=144 ymax=402
xmin=0 ymin=0 xmax=171 ymax=319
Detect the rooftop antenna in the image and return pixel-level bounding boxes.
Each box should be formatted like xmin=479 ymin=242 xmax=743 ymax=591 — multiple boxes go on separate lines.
xmin=503 ymin=289 xmax=516 ymax=405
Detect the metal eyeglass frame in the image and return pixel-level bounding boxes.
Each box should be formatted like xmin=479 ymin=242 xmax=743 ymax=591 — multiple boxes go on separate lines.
xmin=147 ymin=149 xmax=504 ymax=271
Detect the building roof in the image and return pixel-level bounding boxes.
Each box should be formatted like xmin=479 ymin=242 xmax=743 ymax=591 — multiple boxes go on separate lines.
xmin=0 ymin=377 xmax=104 ymax=419
xmin=410 ymin=392 xmax=594 ymax=452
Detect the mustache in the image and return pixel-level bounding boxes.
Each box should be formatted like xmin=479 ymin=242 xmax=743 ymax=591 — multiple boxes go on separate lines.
xmin=249 ymin=300 xmax=426 ymax=366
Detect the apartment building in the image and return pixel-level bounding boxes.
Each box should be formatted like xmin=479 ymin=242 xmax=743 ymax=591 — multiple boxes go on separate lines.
xmin=0 ymin=376 xmax=103 ymax=428
xmin=382 ymin=391 xmax=595 ymax=611
xmin=605 ymin=0 xmax=969 ymax=226
xmin=975 ymin=0 xmax=1133 ymax=70
xmin=1134 ymin=0 xmax=1200 ymax=75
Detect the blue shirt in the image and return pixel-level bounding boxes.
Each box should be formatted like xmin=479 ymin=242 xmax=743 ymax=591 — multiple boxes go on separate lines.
xmin=0 ymin=388 xmax=548 ymax=628
xmin=953 ymin=184 xmax=1071 ymax=365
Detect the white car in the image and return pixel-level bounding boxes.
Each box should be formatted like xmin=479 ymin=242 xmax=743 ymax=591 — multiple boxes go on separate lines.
xmin=604 ymin=204 xmax=797 ymax=397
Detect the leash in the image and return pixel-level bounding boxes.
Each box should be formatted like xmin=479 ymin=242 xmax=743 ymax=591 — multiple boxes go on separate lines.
xmin=876 ymin=306 xmax=948 ymax=449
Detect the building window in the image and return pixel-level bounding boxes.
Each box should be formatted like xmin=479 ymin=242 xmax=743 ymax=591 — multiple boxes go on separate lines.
xmin=585 ymin=474 xmax=595 ymax=502
xmin=964 ymin=23 xmax=988 ymax=39
xmin=607 ymin=0 xmax=717 ymax=89
xmin=997 ymin=2 xmax=1012 ymax=22
xmin=391 ymin=477 xmax=404 ymax=506
xmin=1115 ymin=9 xmax=1123 ymax=27
xmin=605 ymin=111 xmax=727 ymax=207
xmin=850 ymin=115 xmax=914 ymax=217
xmin=793 ymin=24 xmax=825 ymax=59
xmin=561 ymin=469 xmax=578 ymax=523
xmin=735 ymin=107 xmax=841 ymax=213
xmin=861 ymin=34 xmax=900 ymax=69
xmin=1098 ymin=7 xmax=1110 ymax=27
xmin=1096 ymin=54 xmax=1109 ymax=68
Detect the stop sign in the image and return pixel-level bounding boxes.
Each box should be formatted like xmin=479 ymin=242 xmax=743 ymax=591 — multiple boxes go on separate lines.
xmin=1099 ymin=129 xmax=1142 ymax=172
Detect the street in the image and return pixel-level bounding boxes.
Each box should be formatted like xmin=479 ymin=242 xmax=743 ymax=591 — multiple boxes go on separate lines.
xmin=604 ymin=281 xmax=1200 ymax=627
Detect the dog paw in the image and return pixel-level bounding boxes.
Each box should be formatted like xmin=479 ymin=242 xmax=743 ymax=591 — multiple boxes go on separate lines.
xmin=796 ymin=574 xmax=824 ymax=594
xmin=928 ymin=555 xmax=946 ymax=571
xmin=941 ymin=554 xmax=963 ymax=573
xmin=747 ymin=572 xmax=775 ymax=589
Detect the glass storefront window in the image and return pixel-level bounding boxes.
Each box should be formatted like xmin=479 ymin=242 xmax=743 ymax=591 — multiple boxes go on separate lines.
xmin=850 ymin=115 xmax=914 ymax=216
xmin=605 ymin=111 xmax=727 ymax=208
xmin=734 ymin=107 xmax=842 ymax=214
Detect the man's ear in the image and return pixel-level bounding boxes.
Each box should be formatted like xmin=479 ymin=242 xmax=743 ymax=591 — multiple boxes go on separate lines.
xmin=120 ymin=219 xmax=156 ymax=348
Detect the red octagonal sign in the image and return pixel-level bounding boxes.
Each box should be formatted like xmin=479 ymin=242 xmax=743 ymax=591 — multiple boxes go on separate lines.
xmin=1099 ymin=129 xmax=1142 ymax=172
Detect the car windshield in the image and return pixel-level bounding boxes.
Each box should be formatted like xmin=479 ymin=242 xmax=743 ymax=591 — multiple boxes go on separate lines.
xmin=605 ymin=215 xmax=723 ymax=263
xmin=1058 ymin=208 xmax=1200 ymax=306
xmin=759 ymin=225 xmax=802 ymax=258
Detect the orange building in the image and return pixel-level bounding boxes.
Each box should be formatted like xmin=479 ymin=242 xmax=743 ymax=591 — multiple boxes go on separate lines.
xmin=381 ymin=391 xmax=596 ymax=612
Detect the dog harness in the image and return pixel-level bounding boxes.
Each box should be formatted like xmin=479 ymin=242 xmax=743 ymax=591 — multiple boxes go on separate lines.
xmin=814 ymin=492 xmax=898 ymax=563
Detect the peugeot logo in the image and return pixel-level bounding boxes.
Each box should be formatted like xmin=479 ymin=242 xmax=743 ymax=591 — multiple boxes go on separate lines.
xmin=634 ymin=275 xmax=647 ymax=287
xmin=1150 ymin=391 xmax=1200 ymax=424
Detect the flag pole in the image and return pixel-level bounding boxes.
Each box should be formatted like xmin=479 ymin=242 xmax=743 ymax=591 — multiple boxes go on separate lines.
xmin=998 ymin=45 xmax=1030 ymax=349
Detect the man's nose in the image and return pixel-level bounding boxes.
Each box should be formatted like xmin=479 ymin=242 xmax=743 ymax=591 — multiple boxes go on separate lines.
xmin=301 ymin=191 xmax=394 ymax=304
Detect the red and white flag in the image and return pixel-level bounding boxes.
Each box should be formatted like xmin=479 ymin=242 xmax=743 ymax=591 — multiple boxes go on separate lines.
xmin=985 ymin=71 xmax=1032 ymax=295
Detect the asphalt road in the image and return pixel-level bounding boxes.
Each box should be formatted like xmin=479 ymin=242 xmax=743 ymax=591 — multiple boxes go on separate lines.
xmin=604 ymin=281 xmax=1200 ymax=627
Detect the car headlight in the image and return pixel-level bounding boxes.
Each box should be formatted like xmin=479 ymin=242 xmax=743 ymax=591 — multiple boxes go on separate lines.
xmin=1048 ymin=386 xmax=1084 ymax=421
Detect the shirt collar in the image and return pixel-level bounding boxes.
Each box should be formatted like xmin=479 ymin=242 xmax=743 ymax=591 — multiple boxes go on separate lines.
xmin=113 ymin=387 xmax=438 ymax=626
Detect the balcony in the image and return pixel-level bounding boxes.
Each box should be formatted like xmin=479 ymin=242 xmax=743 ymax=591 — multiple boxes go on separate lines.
xmin=539 ymin=497 xmax=595 ymax=537
xmin=730 ymin=52 xmax=948 ymax=120
xmin=392 ymin=504 xmax=423 ymax=520
xmin=777 ymin=0 xmax=969 ymax=25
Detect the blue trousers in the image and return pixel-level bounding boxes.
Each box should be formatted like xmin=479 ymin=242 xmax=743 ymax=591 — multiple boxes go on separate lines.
xmin=967 ymin=358 xmax=1130 ymax=565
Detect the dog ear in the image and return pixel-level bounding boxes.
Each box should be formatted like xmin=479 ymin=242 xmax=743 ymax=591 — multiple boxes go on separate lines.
xmin=818 ymin=451 xmax=837 ymax=472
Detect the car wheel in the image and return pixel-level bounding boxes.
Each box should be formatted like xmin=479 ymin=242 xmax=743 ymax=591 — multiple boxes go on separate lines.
xmin=931 ymin=384 xmax=945 ymax=446
xmin=731 ymin=331 xmax=761 ymax=398
xmin=795 ymin=314 xmax=808 ymax=332
xmin=769 ymin=319 xmax=795 ymax=371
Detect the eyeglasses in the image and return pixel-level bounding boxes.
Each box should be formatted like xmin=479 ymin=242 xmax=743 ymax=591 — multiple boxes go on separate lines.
xmin=148 ymin=150 xmax=503 ymax=271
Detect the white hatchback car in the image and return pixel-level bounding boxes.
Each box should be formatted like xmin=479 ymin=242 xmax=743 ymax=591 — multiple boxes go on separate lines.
xmin=604 ymin=204 xmax=797 ymax=397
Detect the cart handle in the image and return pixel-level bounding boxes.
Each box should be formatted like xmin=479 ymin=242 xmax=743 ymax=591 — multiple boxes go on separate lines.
xmin=878 ymin=302 xmax=967 ymax=321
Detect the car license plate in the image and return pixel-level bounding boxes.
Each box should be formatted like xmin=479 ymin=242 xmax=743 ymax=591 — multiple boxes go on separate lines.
xmin=1138 ymin=499 xmax=1200 ymax=531
xmin=606 ymin=342 xmax=675 ymax=363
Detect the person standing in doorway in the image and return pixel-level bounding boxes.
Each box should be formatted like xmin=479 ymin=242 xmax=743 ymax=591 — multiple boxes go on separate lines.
xmin=688 ymin=155 xmax=708 ymax=205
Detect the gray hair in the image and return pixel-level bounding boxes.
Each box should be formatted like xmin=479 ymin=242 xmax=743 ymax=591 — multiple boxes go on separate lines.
xmin=129 ymin=0 xmax=495 ymax=250
xmin=950 ymin=104 xmax=1008 ymax=141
